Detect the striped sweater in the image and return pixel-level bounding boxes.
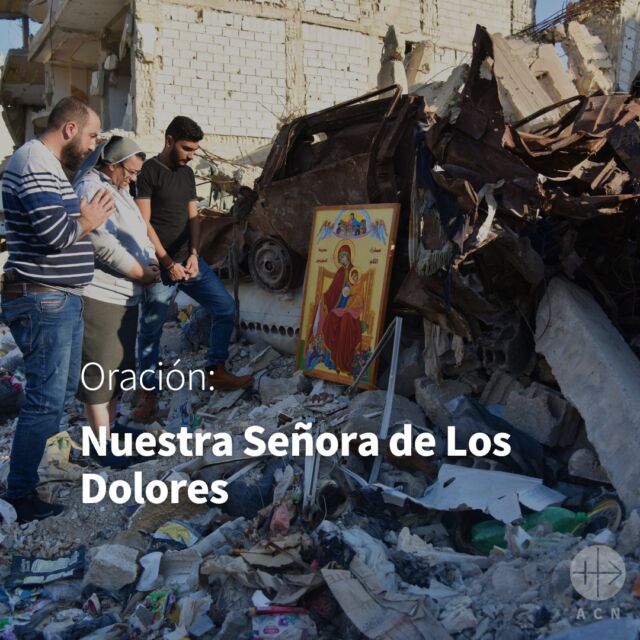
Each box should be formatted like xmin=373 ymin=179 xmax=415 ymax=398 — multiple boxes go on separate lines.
xmin=2 ymin=139 xmax=94 ymax=292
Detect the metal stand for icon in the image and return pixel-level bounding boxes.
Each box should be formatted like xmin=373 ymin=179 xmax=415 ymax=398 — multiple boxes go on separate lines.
xmin=342 ymin=316 xmax=403 ymax=484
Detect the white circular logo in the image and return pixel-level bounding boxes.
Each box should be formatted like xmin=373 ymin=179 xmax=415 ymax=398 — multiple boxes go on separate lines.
xmin=570 ymin=545 xmax=626 ymax=601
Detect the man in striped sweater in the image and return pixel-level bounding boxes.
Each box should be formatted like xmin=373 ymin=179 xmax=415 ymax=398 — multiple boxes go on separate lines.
xmin=1 ymin=97 xmax=114 ymax=523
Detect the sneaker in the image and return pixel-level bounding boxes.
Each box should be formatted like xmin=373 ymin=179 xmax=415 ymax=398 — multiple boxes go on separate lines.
xmin=88 ymin=440 xmax=142 ymax=470
xmin=112 ymin=421 xmax=145 ymax=438
xmin=3 ymin=492 xmax=64 ymax=524
xmin=206 ymin=365 xmax=253 ymax=391
xmin=130 ymin=390 xmax=159 ymax=423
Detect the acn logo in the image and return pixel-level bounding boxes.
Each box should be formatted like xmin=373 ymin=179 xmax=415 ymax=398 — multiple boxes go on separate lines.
xmin=570 ymin=545 xmax=626 ymax=601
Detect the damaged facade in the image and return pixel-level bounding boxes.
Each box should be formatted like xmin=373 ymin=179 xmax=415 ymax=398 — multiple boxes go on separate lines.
xmin=0 ymin=0 xmax=534 ymax=158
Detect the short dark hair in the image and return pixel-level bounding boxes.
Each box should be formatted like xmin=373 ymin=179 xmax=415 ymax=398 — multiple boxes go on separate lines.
xmin=165 ymin=116 xmax=203 ymax=143
xmin=46 ymin=97 xmax=92 ymax=131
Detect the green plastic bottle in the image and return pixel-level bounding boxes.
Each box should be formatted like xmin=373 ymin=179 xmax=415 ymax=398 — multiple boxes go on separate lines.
xmin=471 ymin=506 xmax=588 ymax=555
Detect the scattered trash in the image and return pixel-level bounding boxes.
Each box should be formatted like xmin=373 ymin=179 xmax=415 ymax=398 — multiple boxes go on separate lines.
xmin=7 ymin=548 xmax=85 ymax=590
xmin=471 ymin=506 xmax=587 ymax=554
xmin=418 ymin=464 xmax=565 ymax=524
xmin=251 ymin=603 xmax=318 ymax=640
xmin=152 ymin=519 xmax=201 ymax=549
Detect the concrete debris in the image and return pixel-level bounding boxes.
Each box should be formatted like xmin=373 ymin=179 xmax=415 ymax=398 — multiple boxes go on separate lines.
xmin=536 ymin=277 xmax=640 ymax=512
xmin=405 ymin=41 xmax=435 ymax=88
xmin=414 ymin=377 xmax=472 ymax=430
xmin=493 ymin=33 xmax=563 ymax=129
xmin=546 ymin=618 xmax=640 ymax=640
xmin=411 ymin=64 xmax=468 ymax=123
xmin=490 ymin=563 xmax=530 ymax=597
xmin=259 ymin=371 xmax=309 ymax=405
xmin=529 ymin=43 xmax=578 ymax=109
xmin=0 ymin=498 xmax=17 ymax=526
xmin=616 ymin=509 xmax=640 ymax=557
xmin=503 ymin=382 xmax=581 ymax=447
xmin=479 ymin=370 xmax=523 ymax=406
xmin=563 ymin=21 xmax=615 ymax=95
xmin=568 ymin=448 xmax=611 ymax=484
xmin=377 ymin=25 xmax=408 ymax=95
xmin=83 ymin=544 xmax=139 ymax=591
xmin=0 ymin=303 xmax=637 ymax=637
xmin=378 ymin=341 xmax=424 ymax=398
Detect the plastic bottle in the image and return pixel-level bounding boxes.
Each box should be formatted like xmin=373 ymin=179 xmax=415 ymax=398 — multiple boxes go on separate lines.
xmin=471 ymin=506 xmax=588 ymax=555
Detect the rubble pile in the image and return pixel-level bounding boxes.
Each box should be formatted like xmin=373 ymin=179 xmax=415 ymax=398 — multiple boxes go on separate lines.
xmin=398 ymin=25 xmax=640 ymax=509
xmin=0 ymin=302 xmax=637 ymax=638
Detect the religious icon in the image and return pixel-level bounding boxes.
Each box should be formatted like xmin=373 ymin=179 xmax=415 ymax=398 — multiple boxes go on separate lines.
xmin=297 ymin=203 xmax=400 ymax=387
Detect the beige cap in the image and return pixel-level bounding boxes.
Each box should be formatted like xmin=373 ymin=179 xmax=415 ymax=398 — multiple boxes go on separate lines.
xmin=101 ymin=135 xmax=144 ymax=165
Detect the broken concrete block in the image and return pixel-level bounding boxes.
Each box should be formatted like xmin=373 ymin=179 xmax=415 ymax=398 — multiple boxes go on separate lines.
xmin=259 ymin=371 xmax=308 ymax=405
xmin=377 ymin=25 xmax=408 ymax=94
xmin=439 ymin=598 xmax=477 ymax=634
xmin=378 ymin=341 xmax=423 ymax=397
xmin=562 ymin=21 xmax=614 ymax=94
xmin=493 ymin=33 xmax=560 ymax=128
xmin=258 ymin=375 xmax=290 ymax=405
xmin=411 ymin=64 xmax=468 ymax=123
xmin=535 ymin=278 xmax=640 ymax=511
xmin=404 ymin=41 xmax=434 ymax=86
xmin=414 ymin=377 xmax=472 ymax=430
xmin=477 ymin=318 xmax=533 ymax=375
xmin=617 ymin=510 xmax=640 ymax=556
xmin=111 ymin=529 xmax=148 ymax=553
xmin=568 ymin=448 xmax=610 ymax=484
xmin=530 ymin=43 xmax=578 ymax=108
xmin=491 ymin=564 xmax=529 ymax=598
xmin=480 ymin=370 xmax=523 ymax=406
xmin=346 ymin=390 xmax=428 ymax=442
xmin=504 ymin=382 xmax=580 ymax=447
xmin=84 ymin=544 xmax=139 ymax=591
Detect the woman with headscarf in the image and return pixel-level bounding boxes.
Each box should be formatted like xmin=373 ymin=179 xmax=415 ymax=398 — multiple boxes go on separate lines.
xmin=74 ymin=136 xmax=160 ymax=451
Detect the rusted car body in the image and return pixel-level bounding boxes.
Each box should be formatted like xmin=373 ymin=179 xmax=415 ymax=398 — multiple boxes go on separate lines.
xmin=244 ymin=86 xmax=427 ymax=291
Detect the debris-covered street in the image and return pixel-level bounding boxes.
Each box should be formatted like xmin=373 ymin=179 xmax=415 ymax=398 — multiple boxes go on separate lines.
xmin=2 ymin=0 xmax=640 ymax=638
xmin=1 ymin=318 xmax=640 ymax=639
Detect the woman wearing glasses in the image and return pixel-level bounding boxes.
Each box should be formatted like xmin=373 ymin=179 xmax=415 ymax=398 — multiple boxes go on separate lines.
xmin=74 ymin=136 xmax=160 ymax=461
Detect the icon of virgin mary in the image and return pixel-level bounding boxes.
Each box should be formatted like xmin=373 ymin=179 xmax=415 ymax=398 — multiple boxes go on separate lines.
xmin=314 ymin=244 xmax=364 ymax=374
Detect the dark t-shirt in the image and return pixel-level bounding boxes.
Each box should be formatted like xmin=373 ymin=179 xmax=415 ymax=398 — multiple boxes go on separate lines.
xmin=136 ymin=157 xmax=197 ymax=264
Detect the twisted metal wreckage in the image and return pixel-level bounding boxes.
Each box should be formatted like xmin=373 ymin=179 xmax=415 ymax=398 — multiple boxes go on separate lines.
xmin=194 ymin=25 xmax=640 ymax=515
xmin=205 ymin=25 xmax=640 ymax=356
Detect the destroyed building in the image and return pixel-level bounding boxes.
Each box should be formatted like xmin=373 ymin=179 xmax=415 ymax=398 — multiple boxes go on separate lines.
xmin=0 ymin=0 xmax=534 ymax=159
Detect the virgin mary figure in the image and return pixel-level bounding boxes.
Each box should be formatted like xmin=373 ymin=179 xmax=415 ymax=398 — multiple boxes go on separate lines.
xmin=313 ymin=244 xmax=363 ymax=374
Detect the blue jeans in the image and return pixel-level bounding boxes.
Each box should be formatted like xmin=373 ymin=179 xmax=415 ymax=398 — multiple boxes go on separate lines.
xmin=1 ymin=291 xmax=83 ymax=499
xmin=138 ymin=257 xmax=235 ymax=390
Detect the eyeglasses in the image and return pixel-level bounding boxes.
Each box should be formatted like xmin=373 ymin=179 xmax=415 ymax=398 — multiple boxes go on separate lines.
xmin=120 ymin=164 xmax=141 ymax=177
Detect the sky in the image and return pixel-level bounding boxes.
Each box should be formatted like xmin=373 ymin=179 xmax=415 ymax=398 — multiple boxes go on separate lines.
xmin=536 ymin=0 xmax=565 ymax=24
xmin=0 ymin=1 xmax=566 ymax=58
xmin=0 ymin=20 xmax=26 ymax=57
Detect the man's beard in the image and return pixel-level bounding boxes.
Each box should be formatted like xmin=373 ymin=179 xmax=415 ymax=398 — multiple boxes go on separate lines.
xmin=61 ymin=138 xmax=86 ymax=172
xmin=170 ymin=146 xmax=187 ymax=166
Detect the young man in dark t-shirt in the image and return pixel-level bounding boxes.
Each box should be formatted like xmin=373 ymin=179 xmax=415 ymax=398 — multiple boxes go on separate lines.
xmin=132 ymin=116 xmax=252 ymax=421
